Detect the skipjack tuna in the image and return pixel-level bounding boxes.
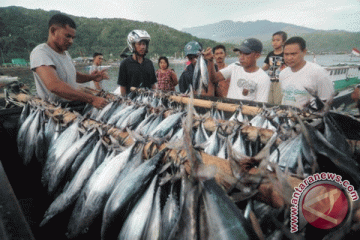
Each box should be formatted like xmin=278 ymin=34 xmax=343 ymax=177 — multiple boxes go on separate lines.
xmin=13 ymin=88 xmax=360 ymax=240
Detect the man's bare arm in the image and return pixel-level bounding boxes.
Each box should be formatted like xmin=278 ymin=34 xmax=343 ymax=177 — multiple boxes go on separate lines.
xmin=76 ymin=69 xmax=108 ymax=83
xmin=35 ymin=65 xmax=108 ymax=108
xmin=120 ymin=86 xmax=127 ymax=96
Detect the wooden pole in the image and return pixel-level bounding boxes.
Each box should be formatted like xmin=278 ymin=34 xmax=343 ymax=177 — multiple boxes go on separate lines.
xmin=169 ymin=95 xmax=263 ymax=116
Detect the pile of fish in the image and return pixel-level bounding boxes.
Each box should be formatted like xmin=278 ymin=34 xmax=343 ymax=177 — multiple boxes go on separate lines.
xmin=15 ymin=89 xmax=360 ymax=240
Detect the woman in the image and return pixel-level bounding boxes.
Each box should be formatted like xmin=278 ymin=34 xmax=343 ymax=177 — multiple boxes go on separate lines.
xmin=156 ymin=56 xmax=178 ymax=91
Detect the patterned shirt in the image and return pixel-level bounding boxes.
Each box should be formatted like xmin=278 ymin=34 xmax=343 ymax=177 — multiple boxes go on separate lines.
xmin=156 ymin=69 xmax=175 ymax=91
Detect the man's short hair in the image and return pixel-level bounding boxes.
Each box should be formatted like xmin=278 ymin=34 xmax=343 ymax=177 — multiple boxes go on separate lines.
xmin=93 ymin=52 xmax=103 ymax=58
xmin=48 ymin=14 xmax=76 ymax=29
xmin=273 ymin=31 xmax=287 ymax=42
xmin=284 ymin=37 xmax=306 ymax=51
xmin=212 ymin=44 xmax=226 ymax=54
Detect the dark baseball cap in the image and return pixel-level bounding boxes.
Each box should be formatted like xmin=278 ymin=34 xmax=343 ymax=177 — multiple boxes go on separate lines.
xmin=233 ymin=38 xmax=263 ymax=54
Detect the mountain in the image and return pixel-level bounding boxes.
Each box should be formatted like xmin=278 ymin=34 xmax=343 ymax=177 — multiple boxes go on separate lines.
xmin=0 ymin=6 xmax=235 ymax=63
xmin=182 ymin=20 xmax=360 ymax=53
xmin=182 ymin=20 xmax=317 ymax=43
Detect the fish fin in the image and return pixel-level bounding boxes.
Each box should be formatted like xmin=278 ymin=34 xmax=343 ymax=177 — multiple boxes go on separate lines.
xmin=253 ymin=131 xmax=278 ymax=162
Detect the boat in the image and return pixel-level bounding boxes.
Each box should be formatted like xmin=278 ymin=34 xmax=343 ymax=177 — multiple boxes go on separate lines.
xmin=325 ymin=63 xmax=360 ymax=97
xmin=85 ymin=65 xmax=112 ymax=71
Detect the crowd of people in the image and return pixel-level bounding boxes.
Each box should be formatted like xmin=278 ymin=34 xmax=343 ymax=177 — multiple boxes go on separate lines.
xmin=30 ymin=13 xmax=336 ymax=111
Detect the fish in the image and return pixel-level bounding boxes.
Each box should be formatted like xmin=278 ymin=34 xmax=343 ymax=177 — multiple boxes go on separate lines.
xmin=161 ymin=184 xmax=180 ymax=240
xmin=21 ymin=107 xmax=42 ymax=165
xmin=232 ymin=129 xmax=247 ymax=156
xmin=306 ymin=124 xmax=360 ymax=186
xmin=203 ymin=126 xmax=222 ymax=156
xmin=107 ymin=104 xmax=135 ymax=125
xmin=134 ymin=113 xmax=156 ymax=134
xmin=39 ymin=138 xmax=107 ymax=227
xmin=193 ymin=120 xmax=209 ymax=147
xmin=229 ymin=107 xmax=248 ymax=123
xmin=69 ymin=130 xmax=100 ymax=179
xmin=200 ymin=179 xmax=257 ymax=240
xmin=141 ymin=184 xmax=162 ymax=240
xmin=217 ymin=138 xmax=229 ymax=159
xmin=146 ymin=110 xmax=165 ymax=135
xmin=249 ymin=113 xmax=266 ymax=128
xmin=18 ymin=102 xmax=30 ymax=127
xmin=17 ymin=106 xmax=37 ymax=160
xmin=47 ymin=128 xmax=99 ymax=195
xmin=323 ymin=112 xmax=353 ymax=157
xmin=66 ymin=142 xmax=139 ymax=239
xmin=149 ymin=112 xmax=184 ymax=139
xmin=167 ymin=178 xmax=201 ymax=240
xmin=95 ymin=100 xmax=117 ymax=122
xmin=169 ymin=127 xmax=184 ymax=144
xmin=212 ymin=108 xmax=224 ymax=120
xmin=35 ymin=117 xmax=47 ymax=165
xmin=192 ymin=55 xmax=201 ymax=92
xmin=150 ymin=94 xmax=159 ymax=108
xmin=304 ymin=87 xmax=325 ymax=112
xmin=198 ymin=54 xmax=209 ymax=93
xmin=118 ymin=105 xmax=147 ymax=130
xmin=117 ymin=175 xmax=158 ymax=240
xmin=269 ymin=134 xmax=306 ymax=173
xmin=100 ymin=148 xmax=167 ymax=240
xmin=44 ymin=116 xmax=58 ymax=145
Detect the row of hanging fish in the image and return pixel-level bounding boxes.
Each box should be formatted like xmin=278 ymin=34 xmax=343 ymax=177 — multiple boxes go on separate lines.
xmin=15 ymin=95 xmax=269 ymax=240
xmin=15 ymin=90 xmax=360 ymax=239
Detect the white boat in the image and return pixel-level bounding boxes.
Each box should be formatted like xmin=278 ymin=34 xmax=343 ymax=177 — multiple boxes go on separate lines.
xmin=85 ymin=65 xmax=112 ymax=71
xmin=324 ymin=63 xmax=360 ymax=96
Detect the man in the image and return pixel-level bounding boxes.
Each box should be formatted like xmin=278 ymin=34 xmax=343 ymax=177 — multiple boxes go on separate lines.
xmin=30 ymin=14 xmax=108 ymax=109
xmin=179 ymin=41 xmax=214 ymax=96
xmin=212 ymin=44 xmax=229 ymax=97
xmin=280 ymin=37 xmax=334 ymax=109
xmin=204 ymin=38 xmax=270 ymax=102
xmin=89 ymin=52 xmax=104 ymax=90
xmin=117 ymin=30 xmax=157 ymax=96
xmin=179 ymin=41 xmax=202 ymax=93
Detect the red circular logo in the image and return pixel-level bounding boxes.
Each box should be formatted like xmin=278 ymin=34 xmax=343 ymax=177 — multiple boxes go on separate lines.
xmin=301 ymin=183 xmax=349 ymax=230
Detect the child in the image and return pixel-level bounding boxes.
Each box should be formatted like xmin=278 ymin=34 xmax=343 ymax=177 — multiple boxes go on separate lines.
xmin=156 ymin=56 xmax=178 ymax=91
xmin=262 ymin=31 xmax=287 ymax=105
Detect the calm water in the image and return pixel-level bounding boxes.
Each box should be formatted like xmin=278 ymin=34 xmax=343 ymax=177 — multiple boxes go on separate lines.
xmin=79 ymin=54 xmax=357 ymax=93
xmin=9 ymin=54 xmax=359 ymax=95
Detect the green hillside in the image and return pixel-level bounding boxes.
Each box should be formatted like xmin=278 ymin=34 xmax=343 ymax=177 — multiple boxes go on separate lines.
xmin=262 ymin=30 xmax=360 ymax=54
xmin=0 ymin=6 xmax=235 ymax=63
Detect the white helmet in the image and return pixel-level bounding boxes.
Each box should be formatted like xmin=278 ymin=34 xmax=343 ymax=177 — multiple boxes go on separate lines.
xmin=127 ymin=30 xmax=151 ymax=53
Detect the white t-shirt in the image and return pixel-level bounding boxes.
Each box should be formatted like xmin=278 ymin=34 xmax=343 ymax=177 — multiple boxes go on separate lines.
xmin=88 ymin=65 xmax=102 ymax=89
xmin=30 ymin=43 xmax=77 ymax=103
xmin=220 ymin=63 xmax=270 ymax=102
xmin=280 ymin=61 xmax=334 ymax=108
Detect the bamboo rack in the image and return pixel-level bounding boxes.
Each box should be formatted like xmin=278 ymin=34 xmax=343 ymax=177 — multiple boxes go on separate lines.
xmin=83 ymin=87 xmax=264 ymax=116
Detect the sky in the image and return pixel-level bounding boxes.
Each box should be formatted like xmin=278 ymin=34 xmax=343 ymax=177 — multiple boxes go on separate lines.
xmin=1 ymin=0 xmax=360 ymax=32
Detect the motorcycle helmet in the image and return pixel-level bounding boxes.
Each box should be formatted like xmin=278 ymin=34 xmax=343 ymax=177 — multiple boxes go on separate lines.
xmin=127 ymin=30 xmax=151 ymax=53
xmin=184 ymin=41 xmax=202 ymax=57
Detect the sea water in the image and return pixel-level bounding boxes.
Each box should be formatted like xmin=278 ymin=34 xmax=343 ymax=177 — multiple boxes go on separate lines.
xmin=8 ymin=54 xmax=359 ymax=95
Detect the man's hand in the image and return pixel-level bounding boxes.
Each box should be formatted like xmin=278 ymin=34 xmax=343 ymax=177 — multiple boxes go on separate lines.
xmin=203 ymin=47 xmax=214 ymax=61
xmin=351 ymin=86 xmax=360 ymax=102
xmin=92 ymin=69 xmax=109 ymax=82
xmin=91 ymin=96 xmax=109 ymax=109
